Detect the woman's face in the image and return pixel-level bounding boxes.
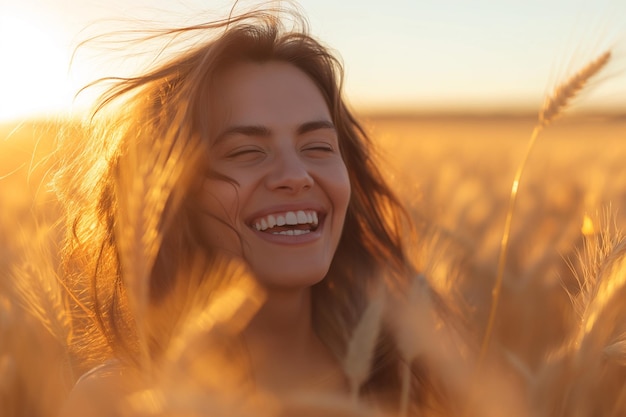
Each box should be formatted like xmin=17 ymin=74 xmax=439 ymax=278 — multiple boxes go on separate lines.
xmin=198 ymin=61 xmax=351 ymax=290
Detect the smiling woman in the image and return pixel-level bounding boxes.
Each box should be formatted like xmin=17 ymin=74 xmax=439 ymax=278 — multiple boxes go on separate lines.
xmin=54 ymin=3 xmax=463 ymax=417
xmin=0 ymin=13 xmax=73 ymax=121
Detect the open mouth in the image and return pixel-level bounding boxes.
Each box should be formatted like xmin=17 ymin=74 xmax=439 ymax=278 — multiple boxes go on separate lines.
xmin=250 ymin=210 xmax=320 ymax=236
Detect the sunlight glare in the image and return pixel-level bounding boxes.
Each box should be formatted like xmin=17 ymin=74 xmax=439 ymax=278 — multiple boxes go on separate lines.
xmin=0 ymin=14 xmax=74 ymax=121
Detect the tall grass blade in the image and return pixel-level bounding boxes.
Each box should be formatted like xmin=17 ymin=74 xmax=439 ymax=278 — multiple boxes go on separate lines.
xmin=480 ymin=49 xmax=613 ymax=363
xmin=343 ymin=287 xmax=385 ymax=403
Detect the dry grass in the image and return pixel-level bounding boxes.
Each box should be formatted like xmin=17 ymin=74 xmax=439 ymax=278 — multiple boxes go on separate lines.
xmin=344 ymin=283 xmax=385 ymax=402
xmin=481 ymin=48 xmax=613 ymax=362
xmin=3 ymin=107 xmax=626 ymax=414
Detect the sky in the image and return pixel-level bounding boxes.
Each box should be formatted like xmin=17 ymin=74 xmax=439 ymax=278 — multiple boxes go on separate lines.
xmin=1 ymin=0 xmax=626 ymax=121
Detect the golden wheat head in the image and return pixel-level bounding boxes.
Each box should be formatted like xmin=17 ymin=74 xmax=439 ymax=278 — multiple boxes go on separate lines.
xmin=539 ymin=50 xmax=611 ymax=127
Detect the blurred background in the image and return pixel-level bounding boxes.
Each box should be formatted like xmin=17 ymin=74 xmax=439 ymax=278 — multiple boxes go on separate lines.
xmin=1 ymin=0 xmax=626 ymax=122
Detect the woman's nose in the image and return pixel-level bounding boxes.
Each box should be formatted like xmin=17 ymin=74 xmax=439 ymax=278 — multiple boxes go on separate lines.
xmin=265 ymin=149 xmax=314 ymax=193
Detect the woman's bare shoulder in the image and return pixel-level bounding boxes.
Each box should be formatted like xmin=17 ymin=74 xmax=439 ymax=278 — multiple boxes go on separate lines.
xmin=60 ymin=361 xmax=140 ymax=417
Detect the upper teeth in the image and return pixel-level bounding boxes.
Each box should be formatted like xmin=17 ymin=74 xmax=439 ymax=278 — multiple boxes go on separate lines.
xmin=253 ymin=210 xmax=319 ymax=231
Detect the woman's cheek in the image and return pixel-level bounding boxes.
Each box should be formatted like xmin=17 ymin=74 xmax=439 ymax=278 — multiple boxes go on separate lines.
xmin=200 ymin=178 xmax=239 ymax=216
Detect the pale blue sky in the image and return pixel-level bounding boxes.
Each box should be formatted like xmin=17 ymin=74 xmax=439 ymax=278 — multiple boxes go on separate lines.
xmin=1 ymin=0 xmax=625 ymax=120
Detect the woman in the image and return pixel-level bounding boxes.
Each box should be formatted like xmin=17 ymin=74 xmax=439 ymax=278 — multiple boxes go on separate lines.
xmin=58 ymin=4 xmax=458 ymax=416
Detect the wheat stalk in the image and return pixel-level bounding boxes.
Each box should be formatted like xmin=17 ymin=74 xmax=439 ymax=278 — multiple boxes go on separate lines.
xmin=393 ymin=274 xmax=431 ymax=417
xmin=343 ymin=287 xmax=385 ymax=403
xmin=575 ymin=239 xmax=626 ymax=354
xmin=479 ymin=49 xmax=613 ymax=364
xmin=0 ymin=220 xmax=77 ymax=416
xmin=8 ymin=227 xmax=72 ymax=347
xmin=569 ymin=208 xmax=623 ymax=320
xmin=534 ymin=238 xmax=626 ymax=417
xmin=152 ymin=259 xmax=266 ymax=416
xmin=604 ymin=334 xmax=626 ymax=366
xmin=114 ymin=137 xmax=171 ymax=373
xmin=163 ymin=259 xmax=264 ymax=364
xmin=114 ymin=109 xmax=203 ymax=373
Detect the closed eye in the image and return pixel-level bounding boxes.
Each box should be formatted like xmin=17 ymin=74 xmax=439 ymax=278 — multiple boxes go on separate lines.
xmin=226 ymin=146 xmax=265 ymax=161
xmin=302 ymin=143 xmax=335 ymax=153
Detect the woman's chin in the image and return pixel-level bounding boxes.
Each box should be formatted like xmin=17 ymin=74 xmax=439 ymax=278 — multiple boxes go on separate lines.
xmin=253 ymin=268 xmax=328 ymax=292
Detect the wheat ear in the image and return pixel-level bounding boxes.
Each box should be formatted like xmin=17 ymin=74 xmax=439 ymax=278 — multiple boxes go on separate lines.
xmin=479 ymin=49 xmax=612 ymax=364
xmin=539 ymin=50 xmax=612 ymax=127
xmin=114 ymin=112 xmax=202 ymax=373
xmin=8 ymin=225 xmax=72 ymax=347
xmin=575 ymin=239 xmax=626 ymax=353
xmin=344 ymin=288 xmax=385 ymax=403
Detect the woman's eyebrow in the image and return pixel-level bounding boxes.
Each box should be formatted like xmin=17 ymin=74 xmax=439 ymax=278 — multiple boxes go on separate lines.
xmin=214 ymin=125 xmax=271 ymax=144
xmin=297 ymin=120 xmax=336 ymax=134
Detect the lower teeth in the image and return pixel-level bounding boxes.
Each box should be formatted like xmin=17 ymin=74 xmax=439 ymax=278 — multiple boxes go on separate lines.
xmin=271 ymin=229 xmax=311 ymax=236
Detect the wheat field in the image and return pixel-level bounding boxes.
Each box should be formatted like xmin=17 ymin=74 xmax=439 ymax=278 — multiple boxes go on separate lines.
xmin=2 ymin=112 xmax=626 ymax=416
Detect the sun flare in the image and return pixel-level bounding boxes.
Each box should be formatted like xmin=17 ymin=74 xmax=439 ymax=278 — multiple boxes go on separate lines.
xmin=0 ymin=13 xmax=74 ymax=121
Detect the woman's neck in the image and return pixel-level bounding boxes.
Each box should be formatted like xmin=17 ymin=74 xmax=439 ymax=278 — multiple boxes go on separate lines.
xmin=242 ymin=287 xmax=347 ymax=396
xmin=245 ymin=287 xmax=313 ymax=348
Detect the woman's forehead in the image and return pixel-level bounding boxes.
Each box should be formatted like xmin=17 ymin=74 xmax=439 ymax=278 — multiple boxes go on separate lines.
xmin=210 ymin=61 xmax=332 ymax=129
